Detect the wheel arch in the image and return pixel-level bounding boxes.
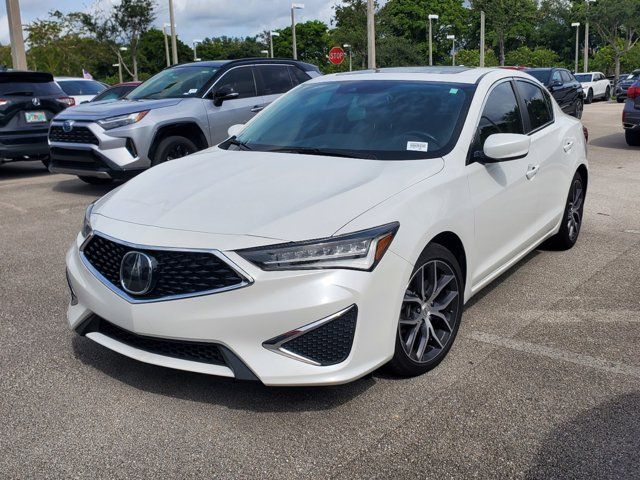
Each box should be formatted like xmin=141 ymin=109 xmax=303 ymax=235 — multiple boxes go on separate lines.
xmin=428 ymin=231 xmax=467 ymax=286
xmin=148 ymin=122 xmax=208 ymax=162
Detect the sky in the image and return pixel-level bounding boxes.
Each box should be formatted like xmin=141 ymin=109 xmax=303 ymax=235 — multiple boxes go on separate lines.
xmin=0 ymin=0 xmax=344 ymax=45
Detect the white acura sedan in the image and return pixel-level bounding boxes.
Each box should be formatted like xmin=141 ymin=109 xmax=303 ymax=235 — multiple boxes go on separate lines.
xmin=65 ymin=67 xmax=588 ymax=386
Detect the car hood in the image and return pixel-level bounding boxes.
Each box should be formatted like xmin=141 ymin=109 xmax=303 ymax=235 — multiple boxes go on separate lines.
xmin=95 ymin=148 xmax=444 ymax=242
xmin=55 ymin=98 xmax=183 ymax=121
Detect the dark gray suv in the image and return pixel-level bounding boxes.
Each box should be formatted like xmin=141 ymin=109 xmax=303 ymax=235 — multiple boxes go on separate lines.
xmin=48 ymin=58 xmax=320 ymax=184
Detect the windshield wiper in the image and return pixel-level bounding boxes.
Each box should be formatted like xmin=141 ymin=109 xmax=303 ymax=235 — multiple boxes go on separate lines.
xmin=227 ymin=137 xmax=253 ymax=151
xmin=269 ymin=147 xmax=372 ymax=159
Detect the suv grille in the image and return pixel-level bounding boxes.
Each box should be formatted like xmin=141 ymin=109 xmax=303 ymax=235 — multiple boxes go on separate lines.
xmin=282 ymin=306 xmax=357 ymax=366
xmin=86 ymin=316 xmax=226 ymax=365
xmin=49 ymin=125 xmax=99 ymax=145
xmin=82 ymin=234 xmax=248 ymax=301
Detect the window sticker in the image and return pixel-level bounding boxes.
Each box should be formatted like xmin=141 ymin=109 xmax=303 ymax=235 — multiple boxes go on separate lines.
xmin=449 ymin=88 xmax=459 ymax=94
xmin=406 ymin=141 xmax=429 ymax=152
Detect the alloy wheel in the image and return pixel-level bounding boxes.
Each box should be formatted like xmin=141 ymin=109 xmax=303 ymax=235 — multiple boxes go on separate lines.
xmin=567 ymin=178 xmax=584 ymax=242
xmin=398 ymin=260 xmax=460 ymax=363
xmin=166 ymin=143 xmax=194 ymax=161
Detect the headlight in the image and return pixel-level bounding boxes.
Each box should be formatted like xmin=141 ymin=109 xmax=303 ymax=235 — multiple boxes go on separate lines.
xmin=82 ymin=202 xmax=95 ymax=238
xmin=97 ymin=111 xmax=149 ymax=130
xmin=236 ymin=222 xmax=399 ymax=271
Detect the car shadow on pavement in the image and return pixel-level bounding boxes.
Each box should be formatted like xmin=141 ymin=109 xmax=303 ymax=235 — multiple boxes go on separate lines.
xmin=0 ymin=160 xmax=50 ymax=180
xmin=52 ymin=178 xmax=119 ymax=196
xmin=71 ymin=336 xmax=375 ymax=411
xmin=588 ymin=132 xmax=635 ymax=150
xmin=525 ymin=392 xmax=640 ymax=479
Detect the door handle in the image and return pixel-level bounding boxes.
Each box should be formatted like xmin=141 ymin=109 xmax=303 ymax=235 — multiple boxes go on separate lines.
xmin=250 ymin=105 xmax=265 ymax=113
xmin=563 ymin=140 xmax=574 ymax=153
xmin=526 ymin=164 xmax=539 ymax=180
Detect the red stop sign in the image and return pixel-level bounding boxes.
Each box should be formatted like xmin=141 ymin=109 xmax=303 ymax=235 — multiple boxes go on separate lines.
xmin=328 ymin=46 xmax=346 ymax=65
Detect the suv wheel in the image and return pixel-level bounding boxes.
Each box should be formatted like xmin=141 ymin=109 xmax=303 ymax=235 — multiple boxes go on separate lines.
xmin=626 ymin=130 xmax=640 ymax=147
xmin=387 ymin=243 xmax=463 ymax=377
xmin=573 ymin=98 xmax=584 ymax=119
xmin=78 ymin=176 xmax=114 ymax=185
xmin=41 ymin=157 xmax=50 ymax=170
xmin=152 ymin=136 xmax=198 ymax=166
xmin=604 ymin=86 xmax=611 ymax=100
xmin=585 ymin=89 xmax=593 ymax=104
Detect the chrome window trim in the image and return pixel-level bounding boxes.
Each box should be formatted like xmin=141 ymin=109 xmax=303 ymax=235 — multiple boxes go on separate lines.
xmin=262 ymin=304 xmax=357 ymax=366
xmin=79 ymin=230 xmax=254 ymax=304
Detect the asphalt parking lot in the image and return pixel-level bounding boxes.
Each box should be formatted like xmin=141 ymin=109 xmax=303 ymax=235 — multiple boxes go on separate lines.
xmin=1 ymin=101 xmax=639 ymax=479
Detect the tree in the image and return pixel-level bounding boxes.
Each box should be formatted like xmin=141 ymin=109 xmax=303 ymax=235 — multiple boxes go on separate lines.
xmin=197 ymin=36 xmax=264 ymax=60
xmin=271 ymin=20 xmax=332 ymax=70
xmin=137 ymin=28 xmax=192 ymax=76
xmin=505 ymin=46 xmax=560 ymax=67
xmin=0 ymin=44 xmax=11 ymax=69
xmin=455 ymin=48 xmax=499 ymax=66
xmin=470 ymin=0 xmax=537 ymax=65
xmin=331 ymin=0 xmax=370 ymax=69
xmin=588 ymin=0 xmax=640 ymax=81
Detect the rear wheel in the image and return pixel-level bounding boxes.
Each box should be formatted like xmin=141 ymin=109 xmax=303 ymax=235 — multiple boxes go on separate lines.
xmin=625 ymin=130 xmax=640 ymax=147
xmin=387 ymin=244 xmax=464 ymax=377
xmin=617 ymin=96 xmax=625 ymax=103
xmin=585 ymin=89 xmax=593 ymax=104
xmin=152 ymin=135 xmax=198 ymax=166
xmin=41 ymin=157 xmax=50 ymax=170
xmin=573 ymin=98 xmax=584 ymax=119
xmin=604 ymin=86 xmax=611 ymax=101
xmin=78 ymin=176 xmax=113 ymax=185
xmin=546 ymin=171 xmax=585 ymax=250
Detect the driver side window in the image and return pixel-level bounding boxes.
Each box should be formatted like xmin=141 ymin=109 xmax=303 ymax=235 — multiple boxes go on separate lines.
xmin=215 ymin=67 xmax=257 ymax=99
xmin=477 ymin=81 xmax=524 ymax=146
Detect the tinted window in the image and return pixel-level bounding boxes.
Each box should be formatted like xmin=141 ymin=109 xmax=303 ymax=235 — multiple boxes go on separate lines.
xmin=575 ymin=74 xmax=592 ymax=83
xmin=289 ymin=66 xmax=311 ymax=86
xmin=526 ymin=70 xmax=551 ymax=84
xmin=215 ymin=67 xmax=257 ymax=98
xmin=231 ymin=80 xmax=475 ymax=160
xmin=92 ymin=86 xmax=127 ymax=102
xmin=0 ymin=81 xmax=63 ymax=96
xmin=551 ymin=70 xmax=562 ymax=83
xmin=57 ymin=80 xmax=106 ymax=95
xmin=477 ymin=82 xmax=523 ymax=145
xmin=129 ymin=66 xmax=218 ymax=100
xmin=516 ymin=81 xmax=553 ymax=132
xmin=560 ymin=71 xmax=572 ymax=83
xmin=255 ymin=65 xmax=293 ymax=95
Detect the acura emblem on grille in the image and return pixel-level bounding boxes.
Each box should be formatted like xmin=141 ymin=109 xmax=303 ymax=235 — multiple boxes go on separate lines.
xmin=62 ymin=120 xmax=74 ymax=133
xmin=120 ymin=251 xmax=156 ymax=295
xmin=32 ymin=97 xmax=40 ymax=106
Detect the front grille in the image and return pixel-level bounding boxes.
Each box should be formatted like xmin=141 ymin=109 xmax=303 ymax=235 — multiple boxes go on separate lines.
xmin=283 ymin=306 xmax=357 ymax=366
xmin=82 ymin=234 xmax=247 ymax=301
xmin=50 ymin=125 xmax=99 ymax=145
xmin=86 ymin=316 xmax=226 ymax=365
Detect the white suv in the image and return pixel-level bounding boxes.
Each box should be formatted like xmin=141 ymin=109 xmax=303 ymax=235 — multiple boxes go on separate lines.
xmin=574 ymin=71 xmax=611 ymax=103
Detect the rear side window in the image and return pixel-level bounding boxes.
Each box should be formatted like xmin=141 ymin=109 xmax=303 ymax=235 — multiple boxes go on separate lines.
xmin=0 ymin=81 xmax=63 ymax=96
xmin=57 ymin=80 xmax=105 ymax=95
xmin=516 ymin=81 xmax=553 ymax=132
xmin=289 ymin=66 xmax=311 ymax=87
xmin=216 ymin=67 xmax=257 ymax=99
xmin=560 ymin=71 xmax=572 ymax=83
xmin=255 ymin=65 xmax=293 ymax=95
xmin=551 ymin=70 xmax=562 ymax=83
xmin=477 ymin=81 xmax=524 ymax=145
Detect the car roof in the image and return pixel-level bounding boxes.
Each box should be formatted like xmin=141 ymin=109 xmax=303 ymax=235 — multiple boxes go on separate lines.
xmin=55 ymin=77 xmax=100 ymax=81
xmin=173 ymin=58 xmax=320 ymax=72
xmin=318 ymin=67 xmax=504 ymax=85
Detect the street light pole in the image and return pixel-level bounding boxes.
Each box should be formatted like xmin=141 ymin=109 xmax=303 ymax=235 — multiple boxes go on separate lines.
xmin=118 ymin=46 xmax=128 ymax=82
xmin=162 ymin=24 xmax=171 ymax=67
xmin=428 ymin=14 xmax=438 ymax=66
xmin=367 ymin=0 xmax=376 ymax=69
xmin=584 ymin=0 xmax=595 ymax=73
xmin=291 ymin=3 xmax=305 ymax=60
xmin=571 ymin=22 xmax=580 ymax=73
xmin=112 ymin=64 xmax=122 ymax=84
xmin=168 ymin=0 xmax=178 ymax=65
xmin=269 ymin=31 xmax=279 ymax=58
xmin=5 ymin=0 xmax=27 ymax=70
xmin=193 ymin=40 xmax=201 ymax=61
xmin=480 ymin=11 xmax=485 ymax=68
xmin=343 ymin=44 xmax=352 ymax=71
xmin=447 ymin=35 xmax=456 ymax=66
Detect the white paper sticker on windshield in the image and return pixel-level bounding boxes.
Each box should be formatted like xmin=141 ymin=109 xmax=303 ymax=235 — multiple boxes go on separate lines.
xmin=187 ymin=88 xmax=198 ymax=94
xmin=407 ymin=141 xmax=429 ymax=152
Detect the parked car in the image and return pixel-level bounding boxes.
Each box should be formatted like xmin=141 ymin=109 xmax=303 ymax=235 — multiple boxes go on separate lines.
xmin=65 ymin=67 xmax=588 ymax=385
xmin=615 ymin=70 xmax=640 ymax=103
xmin=49 ymin=58 xmax=321 ymax=184
xmin=622 ymin=80 xmax=640 ymax=146
xmin=0 ymin=71 xmax=74 ymax=167
xmin=574 ymin=71 xmax=611 ymax=103
xmin=524 ymin=67 xmax=584 ymax=118
xmin=90 ymin=81 xmax=142 ymax=103
xmin=55 ymin=77 xmax=108 ymax=104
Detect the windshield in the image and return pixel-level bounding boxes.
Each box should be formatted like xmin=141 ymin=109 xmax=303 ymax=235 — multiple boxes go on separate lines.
xmin=627 ymin=71 xmax=640 ymax=80
xmin=127 ymin=66 xmax=218 ymax=100
xmin=57 ymin=80 xmax=106 ymax=96
xmin=526 ymin=70 xmax=551 ymax=84
xmin=229 ymin=80 xmax=475 ymax=160
xmin=575 ymin=74 xmax=592 ymax=83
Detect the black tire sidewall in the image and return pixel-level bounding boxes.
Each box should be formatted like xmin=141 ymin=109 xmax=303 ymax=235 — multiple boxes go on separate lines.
xmin=388 ymin=243 xmax=464 ymax=377
xmin=153 ymin=136 xmax=198 ymax=166
xmin=549 ymin=170 xmax=585 ymax=250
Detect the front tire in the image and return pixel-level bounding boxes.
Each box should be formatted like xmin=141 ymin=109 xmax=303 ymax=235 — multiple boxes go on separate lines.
xmin=617 ymin=97 xmax=624 ymax=103
xmin=585 ymin=89 xmax=593 ymax=104
xmin=626 ymin=130 xmax=640 ymax=147
xmin=78 ymin=176 xmax=113 ymax=185
xmin=152 ymin=135 xmax=198 ymax=166
xmin=387 ymin=244 xmax=464 ymax=377
xmin=573 ymin=97 xmax=584 ymax=119
xmin=604 ymin=86 xmax=611 ymax=101
xmin=546 ymin=171 xmax=585 ymax=250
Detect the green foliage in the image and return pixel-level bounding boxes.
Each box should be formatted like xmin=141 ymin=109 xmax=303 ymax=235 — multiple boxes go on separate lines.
xmin=0 ymin=44 xmax=11 ymax=68
xmin=592 ymin=44 xmax=640 ymax=75
xmin=455 ymin=48 xmax=499 ymax=67
xmin=137 ymin=28 xmax=192 ymax=75
xmin=331 ymin=0 xmax=369 ymax=69
xmin=197 ymin=36 xmax=264 ymax=60
xmin=271 ymin=20 xmax=332 ymax=70
xmin=505 ymin=46 xmax=561 ymax=68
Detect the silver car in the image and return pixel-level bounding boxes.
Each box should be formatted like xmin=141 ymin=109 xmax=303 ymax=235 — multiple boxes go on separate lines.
xmin=48 ymin=59 xmax=321 ymax=184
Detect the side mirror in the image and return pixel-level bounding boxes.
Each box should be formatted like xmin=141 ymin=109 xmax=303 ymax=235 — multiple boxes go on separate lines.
xmin=213 ymin=86 xmax=239 ymax=107
xmin=482 ymin=133 xmax=531 ymax=162
xmin=549 ymin=80 xmax=563 ymax=90
xmin=227 ymin=124 xmax=244 ymax=138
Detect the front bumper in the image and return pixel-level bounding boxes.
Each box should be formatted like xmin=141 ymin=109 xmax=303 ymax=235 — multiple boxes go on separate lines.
xmin=48 ymin=121 xmax=151 ymax=178
xmin=65 ymin=222 xmax=412 ymax=386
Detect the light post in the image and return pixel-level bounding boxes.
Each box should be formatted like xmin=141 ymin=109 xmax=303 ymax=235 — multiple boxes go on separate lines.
xmin=571 ymin=22 xmax=580 ymax=73
xmin=192 ymin=40 xmax=201 ymax=61
xmin=480 ymin=11 xmax=485 ymax=67
xmin=343 ymin=44 xmax=352 ymax=71
xmin=168 ymin=0 xmax=178 ymax=65
xmin=162 ymin=23 xmax=171 ymax=67
xmin=427 ymin=14 xmax=438 ymax=66
xmin=367 ymin=0 xmax=376 ymax=69
xmin=291 ymin=3 xmax=305 ymax=60
xmin=261 ymin=50 xmax=269 ymax=57
xmin=269 ymin=31 xmax=280 ymax=58
xmin=112 ymin=63 xmax=122 ymax=84
xmin=447 ymin=35 xmax=456 ymax=66
xmin=118 ymin=46 xmax=128 ymax=83
xmin=584 ymin=0 xmax=595 ymax=73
